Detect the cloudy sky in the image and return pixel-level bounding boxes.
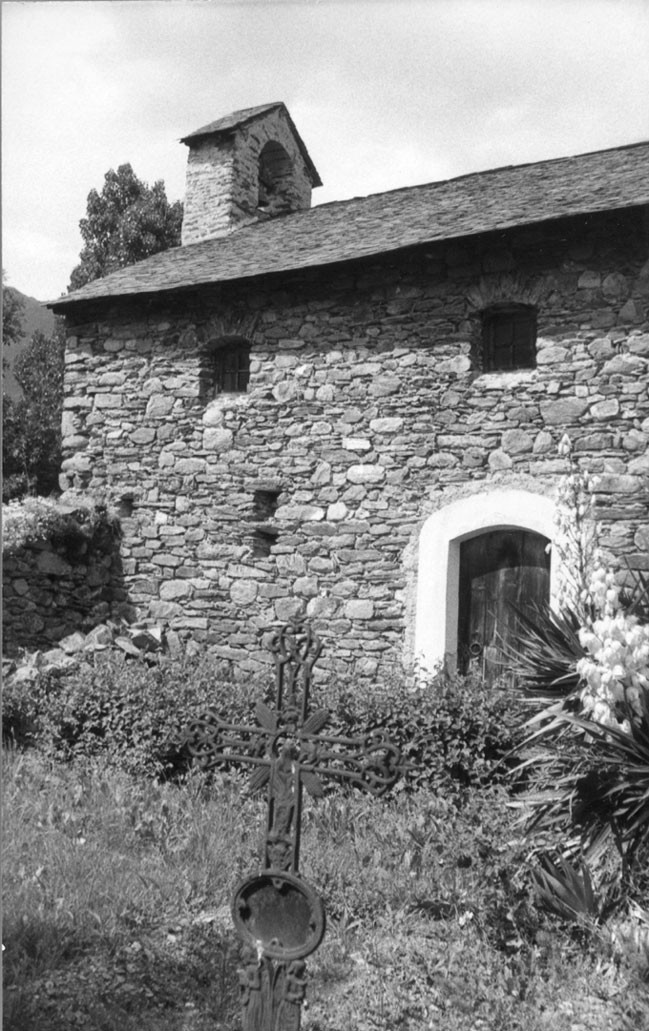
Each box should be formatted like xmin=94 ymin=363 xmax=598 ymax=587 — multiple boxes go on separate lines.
xmin=3 ymin=0 xmax=649 ymax=302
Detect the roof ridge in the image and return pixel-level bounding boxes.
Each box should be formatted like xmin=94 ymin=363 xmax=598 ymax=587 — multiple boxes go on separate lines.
xmin=180 ymin=102 xmax=286 ymax=143
xmin=311 ymin=138 xmax=649 ymax=213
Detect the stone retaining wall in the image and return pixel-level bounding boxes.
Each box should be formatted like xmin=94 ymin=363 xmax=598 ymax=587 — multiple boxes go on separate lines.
xmin=3 ymin=519 xmax=125 ymax=654
xmin=58 ymin=209 xmax=649 ymax=676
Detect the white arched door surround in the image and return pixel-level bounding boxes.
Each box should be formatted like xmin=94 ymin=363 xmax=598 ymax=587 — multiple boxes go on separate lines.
xmin=414 ymin=489 xmax=557 ymax=674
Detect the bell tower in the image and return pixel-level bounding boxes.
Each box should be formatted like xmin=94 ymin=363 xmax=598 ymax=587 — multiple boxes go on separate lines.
xmin=180 ymin=102 xmax=322 ymax=246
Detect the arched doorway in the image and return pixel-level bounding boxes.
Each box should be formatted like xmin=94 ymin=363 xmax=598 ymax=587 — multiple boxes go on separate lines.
xmin=457 ymin=528 xmax=550 ymax=682
xmin=414 ymin=489 xmax=557 ymax=674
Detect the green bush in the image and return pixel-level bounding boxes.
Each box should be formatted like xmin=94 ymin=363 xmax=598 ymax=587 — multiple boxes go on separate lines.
xmin=2 ymin=651 xmax=264 ymax=777
xmin=320 ymin=667 xmax=526 ymax=799
xmin=4 ymin=653 xmax=526 ymax=793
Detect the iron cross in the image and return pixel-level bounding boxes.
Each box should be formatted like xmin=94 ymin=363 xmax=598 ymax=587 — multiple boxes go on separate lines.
xmin=183 ymin=619 xmax=402 ymax=1031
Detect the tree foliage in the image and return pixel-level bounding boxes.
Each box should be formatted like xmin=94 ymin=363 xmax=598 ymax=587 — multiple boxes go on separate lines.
xmin=2 ymin=273 xmax=25 ymax=368
xmin=68 ymin=164 xmax=183 ymax=291
xmin=3 ymin=324 xmax=65 ymax=501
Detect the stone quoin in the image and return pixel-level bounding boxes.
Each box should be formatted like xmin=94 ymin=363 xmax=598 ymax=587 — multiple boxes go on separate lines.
xmin=47 ymin=102 xmax=649 ymax=679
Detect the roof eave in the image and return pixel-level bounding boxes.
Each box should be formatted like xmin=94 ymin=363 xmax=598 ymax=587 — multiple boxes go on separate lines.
xmin=47 ymin=200 xmax=646 ymax=315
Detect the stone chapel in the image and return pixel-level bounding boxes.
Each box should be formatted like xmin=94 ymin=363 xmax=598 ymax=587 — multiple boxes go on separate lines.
xmin=49 ymin=102 xmax=649 ymax=679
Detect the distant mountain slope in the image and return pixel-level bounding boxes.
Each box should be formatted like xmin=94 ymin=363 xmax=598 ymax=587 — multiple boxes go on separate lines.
xmin=3 ymin=288 xmax=58 ymax=399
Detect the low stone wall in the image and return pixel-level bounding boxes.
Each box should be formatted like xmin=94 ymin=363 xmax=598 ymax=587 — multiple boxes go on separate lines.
xmin=2 ymin=503 xmax=126 ymax=654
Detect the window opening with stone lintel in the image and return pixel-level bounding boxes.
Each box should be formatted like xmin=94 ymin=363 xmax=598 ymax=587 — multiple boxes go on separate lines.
xmin=480 ymin=303 xmax=537 ymax=372
xmin=200 ymin=338 xmax=251 ymax=398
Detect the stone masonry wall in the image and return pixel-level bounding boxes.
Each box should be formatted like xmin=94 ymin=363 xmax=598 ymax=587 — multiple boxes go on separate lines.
xmin=59 ymin=209 xmax=649 ymax=678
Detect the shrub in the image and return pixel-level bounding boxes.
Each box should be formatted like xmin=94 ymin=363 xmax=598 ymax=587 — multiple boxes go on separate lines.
xmin=2 ymin=494 xmax=119 ymax=553
xmin=4 ymin=649 xmax=525 ymax=796
xmin=3 ymin=650 xmax=265 ymax=777
xmin=320 ymin=667 xmax=526 ymax=799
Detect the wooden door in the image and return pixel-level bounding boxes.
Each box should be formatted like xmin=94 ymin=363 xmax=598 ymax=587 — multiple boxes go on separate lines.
xmin=457 ymin=529 xmax=550 ymax=682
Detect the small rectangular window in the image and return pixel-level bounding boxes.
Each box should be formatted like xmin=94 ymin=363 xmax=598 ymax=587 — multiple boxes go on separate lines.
xmin=213 ymin=343 xmax=250 ymax=394
xmin=482 ymin=306 xmax=536 ymax=372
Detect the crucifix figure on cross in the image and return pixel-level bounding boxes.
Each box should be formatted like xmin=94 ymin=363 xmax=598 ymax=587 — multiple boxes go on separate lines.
xmin=184 ymin=619 xmax=402 ymax=1031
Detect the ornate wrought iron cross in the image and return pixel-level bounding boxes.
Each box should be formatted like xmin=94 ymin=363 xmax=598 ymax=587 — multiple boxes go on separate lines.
xmin=184 ymin=620 xmax=402 ymax=1031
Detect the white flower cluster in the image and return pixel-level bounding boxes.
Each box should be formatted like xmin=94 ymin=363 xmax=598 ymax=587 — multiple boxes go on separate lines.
xmin=552 ymin=438 xmax=600 ymax=618
xmin=577 ymin=568 xmax=649 ymax=729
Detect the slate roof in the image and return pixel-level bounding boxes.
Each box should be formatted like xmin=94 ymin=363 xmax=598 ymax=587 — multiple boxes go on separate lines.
xmin=179 ymin=102 xmax=322 ymax=187
xmin=50 ymin=140 xmax=649 ymax=313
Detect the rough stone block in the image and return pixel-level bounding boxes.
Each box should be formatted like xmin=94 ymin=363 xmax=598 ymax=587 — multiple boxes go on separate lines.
xmin=628 ymin=334 xmax=649 ymax=355
xmin=532 ymin=431 xmax=553 ymax=454
xmin=294 ymin=576 xmax=319 ymax=598
xmin=306 ymin=596 xmax=339 ymax=618
xmin=347 ymin=464 xmax=385 ymax=484
xmin=488 ymin=449 xmax=513 ymax=471
xmin=159 ymin=580 xmax=192 ymax=601
xmin=202 ymin=404 xmax=225 ymax=427
xmin=203 ymin=427 xmax=234 ymax=451
xmin=276 ymin=504 xmax=325 ymax=521
xmin=602 ymin=355 xmax=645 ymax=376
xmin=591 ymin=474 xmax=640 ymax=493
xmin=326 ymin=502 xmax=348 ymax=521
xmin=36 ymin=551 xmax=72 ymax=576
xmin=629 ymin=454 xmax=649 ymax=474
xmin=272 ymin=381 xmax=299 ymax=402
xmin=175 ymin=458 xmax=207 ymax=475
xmin=590 ymin=398 xmax=620 ymax=420
xmin=342 ymin=438 xmax=371 ymax=451
xmin=276 ymin=554 xmax=307 ymax=575
xmin=501 ymin=429 xmax=534 ymax=454
xmin=588 ymin=337 xmax=615 ymax=359
xmin=536 ymin=346 xmax=568 ymax=365
xmin=230 ymin=580 xmax=258 ymax=605
xmin=59 ymin=632 xmax=87 ymax=654
xmin=130 ymin=428 xmax=156 ymax=444
xmin=94 ymin=393 xmax=122 ymax=409
xmin=540 ymin=398 xmax=589 ymax=424
xmin=369 ymin=376 xmax=401 ymax=396
xmin=146 ymin=394 xmax=175 ymax=417
xmin=274 ymin=597 xmax=304 ymax=622
xmin=344 ymin=599 xmax=374 ymax=619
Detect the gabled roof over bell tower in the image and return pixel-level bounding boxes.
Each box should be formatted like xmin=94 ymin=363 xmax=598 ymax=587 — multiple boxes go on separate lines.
xmin=180 ymin=101 xmax=322 ymax=246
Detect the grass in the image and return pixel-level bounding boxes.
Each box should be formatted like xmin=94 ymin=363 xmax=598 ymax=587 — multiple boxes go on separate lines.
xmin=3 ymin=747 xmax=649 ymax=1031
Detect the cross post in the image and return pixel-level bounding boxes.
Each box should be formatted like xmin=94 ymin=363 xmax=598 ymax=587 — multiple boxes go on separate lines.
xmin=184 ymin=620 xmax=402 ymax=1031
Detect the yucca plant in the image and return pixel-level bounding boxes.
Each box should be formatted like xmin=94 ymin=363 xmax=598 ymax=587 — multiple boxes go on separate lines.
xmin=503 ymin=601 xmax=585 ymax=704
xmin=513 ymin=692 xmax=649 ymax=880
xmin=532 ymin=853 xmax=602 ymax=926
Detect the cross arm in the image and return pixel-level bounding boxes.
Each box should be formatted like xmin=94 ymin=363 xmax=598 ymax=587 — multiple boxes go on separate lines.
xmin=183 ymin=710 xmax=271 ymax=772
xmin=298 ymin=727 xmax=402 ymax=797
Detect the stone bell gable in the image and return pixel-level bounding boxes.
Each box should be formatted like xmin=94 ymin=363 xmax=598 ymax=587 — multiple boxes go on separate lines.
xmin=47 ymin=107 xmax=649 ymax=679
xmin=180 ymin=102 xmax=322 ymax=246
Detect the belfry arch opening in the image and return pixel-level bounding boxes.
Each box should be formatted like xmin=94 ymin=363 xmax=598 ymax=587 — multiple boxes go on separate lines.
xmin=258 ymin=141 xmax=293 ymax=209
xmin=414 ymin=490 xmax=558 ymax=675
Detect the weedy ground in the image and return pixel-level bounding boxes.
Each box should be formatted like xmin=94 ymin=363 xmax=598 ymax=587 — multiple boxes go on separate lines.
xmin=2 ymin=748 xmax=648 ymax=1031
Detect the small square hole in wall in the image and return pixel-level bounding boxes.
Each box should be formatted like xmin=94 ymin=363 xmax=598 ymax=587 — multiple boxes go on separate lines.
xmin=250 ymin=487 xmax=281 ymax=558
xmin=117 ymin=495 xmax=135 ymax=518
xmin=480 ymin=304 xmax=537 ymax=372
xmin=252 ymin=526 xmax=279 ymax=558
xmin=253 ymin=488 xmax=280 ymax=520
